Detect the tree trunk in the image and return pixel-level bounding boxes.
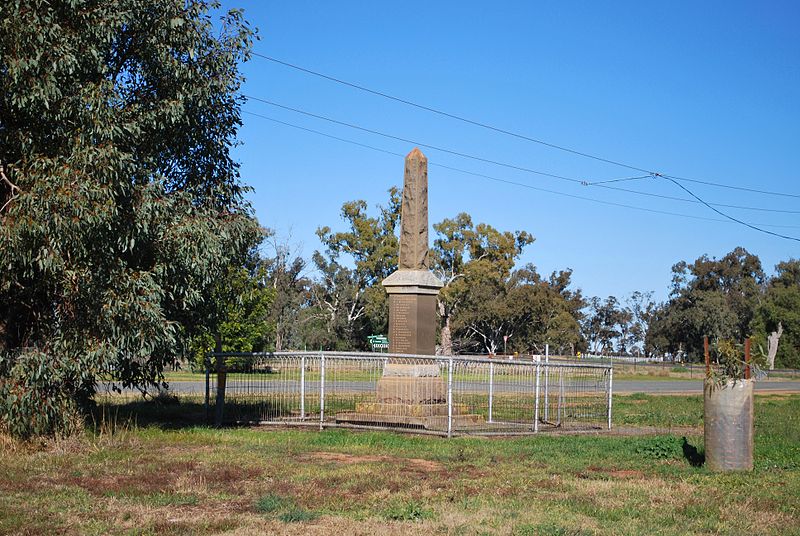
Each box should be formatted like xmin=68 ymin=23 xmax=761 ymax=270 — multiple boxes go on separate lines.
xmin=440 ymin=318 xmax=453 ymax=356
xmin=214 ymin=333 xmax=225 ymax=426
xmin=275 ymin=321 xmax=283 ymax=352
xmin=767 ymin=322 xmax=783 ymax=370
xmin=439 ymin=302 xmax=453 ymax=355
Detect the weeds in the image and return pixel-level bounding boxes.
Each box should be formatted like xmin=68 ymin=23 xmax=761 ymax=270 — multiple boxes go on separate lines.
xmin=255 ymin=493 xmax=288 ymax=514
xmin=635 ymin=436 xmax=683 ymax=460
xmin=279 ymin=508 xmax=319 ymax=523
xmin=255 ymin=493 xmax=319 ymax=523
xmin=382 ymin=499 xmax=434 ymax=521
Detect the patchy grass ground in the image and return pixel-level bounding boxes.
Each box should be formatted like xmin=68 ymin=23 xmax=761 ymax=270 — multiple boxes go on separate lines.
xmin=1 ymin=394 xmax=799 ymax=535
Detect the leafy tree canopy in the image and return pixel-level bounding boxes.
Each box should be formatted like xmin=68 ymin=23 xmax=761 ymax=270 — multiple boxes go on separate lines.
xmin=0 ymin=0 xmax=259 ymax=437
xmin=648 ymin=247 xmax=768 ymax=360
xmin=751 ymin=259 xmax=800 ymax=368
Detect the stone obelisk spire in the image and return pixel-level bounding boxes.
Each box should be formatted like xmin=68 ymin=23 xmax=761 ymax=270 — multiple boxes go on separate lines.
xmin=382 ymin=148 xmax=443 ymax=355
xmin=399 ymin=148 xmax=430 ymax=270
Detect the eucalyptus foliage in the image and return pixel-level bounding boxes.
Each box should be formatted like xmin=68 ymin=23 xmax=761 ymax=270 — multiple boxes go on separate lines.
xmin=0 ymin=0 xmax=260 ymax=437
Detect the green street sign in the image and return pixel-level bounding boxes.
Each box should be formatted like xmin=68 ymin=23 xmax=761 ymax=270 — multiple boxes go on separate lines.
xmin=368 ymin=334 xmax=389 ymax=351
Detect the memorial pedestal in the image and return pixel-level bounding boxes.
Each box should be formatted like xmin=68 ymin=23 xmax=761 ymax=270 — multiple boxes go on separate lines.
xmin=382 ymin=270 xmax=442 ymax=355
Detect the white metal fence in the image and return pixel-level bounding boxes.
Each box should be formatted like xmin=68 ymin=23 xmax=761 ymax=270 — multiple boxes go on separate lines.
xmin=206 ymin=352 xmax=612 ymax=437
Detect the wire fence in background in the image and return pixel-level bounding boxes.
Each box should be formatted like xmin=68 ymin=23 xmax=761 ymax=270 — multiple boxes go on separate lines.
xmin=204 ymin=352 xmax=612 ymax=437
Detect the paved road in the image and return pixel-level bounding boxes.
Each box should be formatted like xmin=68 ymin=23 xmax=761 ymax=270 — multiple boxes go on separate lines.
xmin=613 ymin=380 xmax=800 ymax=394
xmin=120 ymin=379 xmax=800 ymax=396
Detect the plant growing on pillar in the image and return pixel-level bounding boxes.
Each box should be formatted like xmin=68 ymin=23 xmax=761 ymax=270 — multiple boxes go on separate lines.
xmin=707 ymin=339 xmax=762 ymax=390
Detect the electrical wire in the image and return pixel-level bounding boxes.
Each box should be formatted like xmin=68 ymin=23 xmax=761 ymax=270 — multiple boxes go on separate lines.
xmin=251 ymin=53 xmax=651 ymax=174
xmin=663 ymin=173 xmax=800 ymax=199
xmin=594 ymin=183 xmax=800 ymax=214
xmin=253 ymin=53 xmax=800 ymax=199
xmin=244 ymin=97 xmax=800 ymax=216
xmin=242 ymin=110 xmax=800 ymax=231
xmin=585 ymin=176 xmax=651 ymax=186
xmin=244 ymin=94 xmax=585 ymax=184
xmin=659 ymin=176 xmax=800 ymax=242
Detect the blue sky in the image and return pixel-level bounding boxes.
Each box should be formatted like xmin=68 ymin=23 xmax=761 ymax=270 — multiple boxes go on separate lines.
xmin=226 ymin=1 xmax=799 ymax=302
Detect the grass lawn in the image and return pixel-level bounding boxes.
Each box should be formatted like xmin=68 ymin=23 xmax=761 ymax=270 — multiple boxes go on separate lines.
xmin=1 ymin=393 xmax=798 ymax=535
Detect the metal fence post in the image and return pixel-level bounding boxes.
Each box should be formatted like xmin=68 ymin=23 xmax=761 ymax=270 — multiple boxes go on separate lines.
xmin=544 ymin=344 xmax=549 ymax=422
xmin=447 ymin=357 xmax=454 ymax=438
xmin=319 ymin=352 xmax=325 ymax=431
xmin=213 ymin=336 xmax=225 ymax=427
xmin=557 ymin=367 xmax=564 ymax=426
xmin=488 ymin=361 xmax=494 ymax=424
xmin=534 ymin=358 xmax=541 ymax=432
xmin=204 ymin=355 xmax=210 ymax=424
xmin=300 ymin=354 xmax=306 ymax=420
xmin=607 ymin=365 xmax=613 ymax=430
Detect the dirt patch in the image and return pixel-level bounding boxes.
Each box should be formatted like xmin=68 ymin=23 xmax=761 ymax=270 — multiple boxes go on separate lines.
xmin=55 ymin=470 xmax=176 ymax=496
xmin=300 ymin=451 xmax=444 ymax=472
xmin=604 ymin=425 xmax=702 ymax=436
xmin=575 ymin=465 xmax=646 ymax=480
xmin=203 ymin=464 xmax=264 ymax=491
xmin=43 ymin=459 xmax=263 ymax=497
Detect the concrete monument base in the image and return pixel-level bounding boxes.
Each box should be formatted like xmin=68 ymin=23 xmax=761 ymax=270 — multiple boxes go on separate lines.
xmin=336 ymin=404 xmax=486 ymax=432
xmin=335 ymin=363 xmax=485 ymax=432
xmin=376 ymin=363 xmax=445 ymax=404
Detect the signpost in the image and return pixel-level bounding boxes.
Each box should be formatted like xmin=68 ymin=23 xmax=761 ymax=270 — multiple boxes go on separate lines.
xmin=368 ymin=334 xmax=390 ymax=352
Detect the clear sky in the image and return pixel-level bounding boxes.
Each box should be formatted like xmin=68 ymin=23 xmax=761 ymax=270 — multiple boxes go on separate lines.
xmin=226 ymin=1 xmax=799 ymax=302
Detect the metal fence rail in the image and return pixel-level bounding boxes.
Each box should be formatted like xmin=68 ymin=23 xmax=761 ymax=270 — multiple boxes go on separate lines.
xmin=207 ymin=352 xmax=612 ymax=436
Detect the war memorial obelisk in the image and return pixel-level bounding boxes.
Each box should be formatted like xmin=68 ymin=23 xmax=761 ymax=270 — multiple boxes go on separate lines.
xmin=337 ymin=148 xmax=481 ymax=430
xmin=381 ymin=147 xmax=443 ymax=354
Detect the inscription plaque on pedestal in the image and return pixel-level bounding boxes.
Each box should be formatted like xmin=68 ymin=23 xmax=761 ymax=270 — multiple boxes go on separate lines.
xmin=388 ymin=293 xmax=438 ymax=355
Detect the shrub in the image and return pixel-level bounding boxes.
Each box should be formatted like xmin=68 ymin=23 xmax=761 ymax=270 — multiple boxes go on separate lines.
xmin=0 ymin=350 xmax=84 ymax=439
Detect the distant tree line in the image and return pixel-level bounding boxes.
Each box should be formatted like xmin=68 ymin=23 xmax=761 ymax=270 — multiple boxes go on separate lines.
xmin=228 ymin=190 xmax=799 ymax=370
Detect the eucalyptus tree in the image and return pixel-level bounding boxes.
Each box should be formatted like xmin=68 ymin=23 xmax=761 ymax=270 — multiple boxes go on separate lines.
xmin=309 ymin=188 xmax=401 ymax=349
xmin=431 ymin=213 xmax=534 ymax=354
xmin=647 ymin=247 xmax=764 ymax=360
xmin=0 ymin=0 xmax=259 ymax=437
xmin=751 ymin=259 xmax=800 ymax=369
xmin=264 ymin=233 xmax=311 ymax=352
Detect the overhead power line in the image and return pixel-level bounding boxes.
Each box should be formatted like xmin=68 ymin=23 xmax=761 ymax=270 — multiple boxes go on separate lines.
xmin=253 ymin=53 xmax=800 ymax=199
xmin=659 ymin=176 xmax=800 ymax=242
xmin=662 ymin=173 xmax=800 ymax=198
xmin=244 ymin=94 xmax=584 ymax=184
xmin=594 ymin=183 xmax=800 ymax=214
xmin=252 ymin=53 xmax=649 ymax=174
xmin=584 ymin=176 xmax=651 ymax=186
xmin=242 ymin=109 xmax=800 ymax=232
xmin=243 ymin=97 xmax=800 ymax=216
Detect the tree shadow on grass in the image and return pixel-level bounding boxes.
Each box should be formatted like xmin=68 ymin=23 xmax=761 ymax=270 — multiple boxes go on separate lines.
xmin=92 ymin=396 xmax=210 ymax=431
xmin=93 ymin=394 xmax=297 ymax=431
xmin=681 ymin=436 xmax=705 ymax=467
